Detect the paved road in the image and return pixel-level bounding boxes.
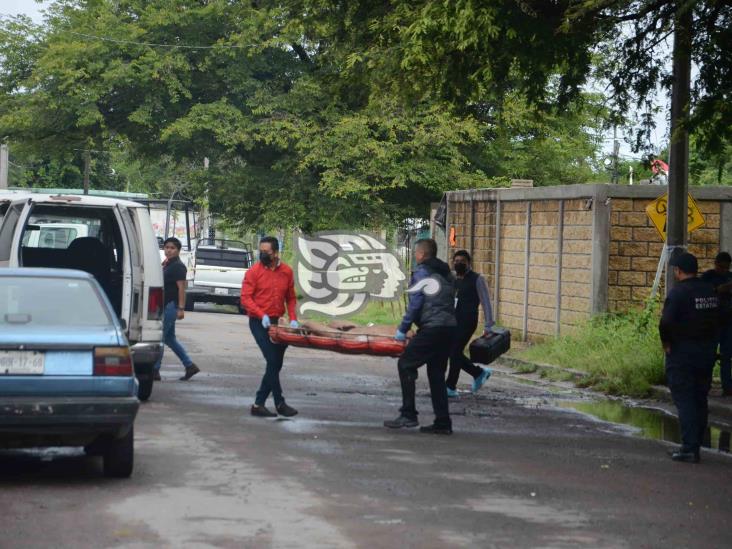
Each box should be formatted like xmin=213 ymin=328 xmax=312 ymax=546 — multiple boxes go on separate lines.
xmin=2 ymin=309 xmax=730 ymax=548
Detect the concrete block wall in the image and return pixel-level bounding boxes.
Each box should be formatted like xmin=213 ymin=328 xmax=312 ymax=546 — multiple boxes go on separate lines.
xmin=444 ymin=184 xmax=732 ymax=341
xmin=446 ymin=191 xmax=594 ymax=340
xmin=608 ymin=198 xmax=721 ymax=311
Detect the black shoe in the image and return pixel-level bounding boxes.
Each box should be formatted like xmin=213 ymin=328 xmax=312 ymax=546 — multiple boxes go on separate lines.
xmin=420 ymin=423 xmax=453 ymax=435
xmin=383 ymin=415 xmax=419 ymax=429
xmin=179 ymin=364 xmax=200 ymax=381
xmin=251 ymin=405 xmax=277 ymax=418
xmin=153 ymin=370 xmax=161 ymax=381
xmin=669 ymin=449 xmax=700 ymax=463
xmin=276 ymin=403 xmax=298 ymax=417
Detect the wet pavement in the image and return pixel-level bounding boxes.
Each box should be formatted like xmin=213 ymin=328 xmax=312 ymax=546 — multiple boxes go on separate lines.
xmin=1 ymin=307 xmax=731 ymax=548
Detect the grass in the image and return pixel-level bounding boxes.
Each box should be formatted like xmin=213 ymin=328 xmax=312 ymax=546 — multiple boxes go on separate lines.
xmin=516 ymin=304 xmax=665 ymax=398
xmin=299 ymin=299 xmax=405 ymax=326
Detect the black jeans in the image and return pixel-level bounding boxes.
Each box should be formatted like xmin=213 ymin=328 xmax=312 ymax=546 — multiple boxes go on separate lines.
xmin=666 ymin=343 xmax=715 ymax=453
xmin=446 ymin=313 xmax=483 ymax=390
xmin=250 ymin=317 xmax=287 ymax=407
xmin=397 ymin=326 xmax=456 ymax=426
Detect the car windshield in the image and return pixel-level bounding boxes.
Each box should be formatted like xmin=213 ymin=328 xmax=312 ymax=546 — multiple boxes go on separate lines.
xmin=0 ymin=276 xmax=112 ymax=326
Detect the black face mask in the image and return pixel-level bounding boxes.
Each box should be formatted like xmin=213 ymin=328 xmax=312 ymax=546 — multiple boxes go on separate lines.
xmin=259 ymin=252 xmax=273 ymax=266
xmin=454 ymin=263 xmax=468 ymax=275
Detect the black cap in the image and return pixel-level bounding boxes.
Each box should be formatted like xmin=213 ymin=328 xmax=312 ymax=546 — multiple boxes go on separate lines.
xmin=669 ymin=252 xmax=698 ymax=274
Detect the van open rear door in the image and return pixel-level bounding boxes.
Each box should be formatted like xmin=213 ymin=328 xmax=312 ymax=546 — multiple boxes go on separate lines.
xmin=115 ymin=204 xmax=143 ymax=343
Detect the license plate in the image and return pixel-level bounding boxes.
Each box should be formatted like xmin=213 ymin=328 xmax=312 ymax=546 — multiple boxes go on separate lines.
xmin=0 ymin=351 xmax=45 ymax=375
xmin=214 ymin=287 xmax=228 ymax=296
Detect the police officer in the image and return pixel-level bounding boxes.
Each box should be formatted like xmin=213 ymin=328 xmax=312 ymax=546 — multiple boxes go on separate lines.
xmin=384 ymin=238 xmax=457 ymax=434
xmin=659 ymin=252 xmax=719 ymax=463
xmin=700 ymin=251 xmax=732 ymax=397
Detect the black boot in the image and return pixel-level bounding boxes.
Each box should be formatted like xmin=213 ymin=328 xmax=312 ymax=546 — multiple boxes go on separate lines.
xmin=420 ymin=423 xmax=453 ymax=435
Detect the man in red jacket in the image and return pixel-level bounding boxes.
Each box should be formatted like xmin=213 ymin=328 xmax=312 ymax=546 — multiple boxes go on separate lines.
xmin=241 ymin=236 xmax=300 ymax=418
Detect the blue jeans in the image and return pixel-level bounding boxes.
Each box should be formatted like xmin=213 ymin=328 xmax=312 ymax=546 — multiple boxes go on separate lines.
xmin=718 ymin=324 xmax=732 ymax=391
xmin=249 ymin=317 xmax=287 ymax=407
xmin=154 ymin=301 xmax=193 ymax=371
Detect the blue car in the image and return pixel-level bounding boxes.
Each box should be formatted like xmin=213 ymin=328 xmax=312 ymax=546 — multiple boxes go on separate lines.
xmin=0 ymin=268 xmax=139 ymax=477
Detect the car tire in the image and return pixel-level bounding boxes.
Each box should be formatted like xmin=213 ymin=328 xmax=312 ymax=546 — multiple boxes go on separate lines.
xmin=184 ymin=295 xmax=195 ymax=312
xmin=103 ymin=426 xmax=134 ymax=478
xmin=137 ymin=377 xmax=153 ymax=402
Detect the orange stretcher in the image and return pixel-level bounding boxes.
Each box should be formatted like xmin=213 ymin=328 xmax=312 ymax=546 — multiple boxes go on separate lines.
xmin=268 ymin=326 xmax=407 ymax=357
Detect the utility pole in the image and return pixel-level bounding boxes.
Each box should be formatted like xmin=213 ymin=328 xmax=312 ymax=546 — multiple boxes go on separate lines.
xmin=82 ymin=149 xmax=91 ymax=195
xmin=611 ymin=126 xmax=620 ymax=185
xmin=204 ymin=157 xmax=214 ymax=242
xmin=0 ymin=143 xmax=8 ymax=189
xmin=665 ymin=1 xmax=692 ymax=294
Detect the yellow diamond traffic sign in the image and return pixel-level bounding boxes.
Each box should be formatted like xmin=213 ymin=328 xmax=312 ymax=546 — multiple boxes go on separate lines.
xmin=645 ymin=193 xmax=705 ymax=241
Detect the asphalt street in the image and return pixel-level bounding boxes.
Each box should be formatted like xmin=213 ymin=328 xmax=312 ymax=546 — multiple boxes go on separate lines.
xmin=2 ymin=307 xmax=731 ymax=549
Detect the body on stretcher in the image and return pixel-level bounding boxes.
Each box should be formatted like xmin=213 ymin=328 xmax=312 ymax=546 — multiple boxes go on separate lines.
xmin=268 ymin=319 xmax=410 ymax=357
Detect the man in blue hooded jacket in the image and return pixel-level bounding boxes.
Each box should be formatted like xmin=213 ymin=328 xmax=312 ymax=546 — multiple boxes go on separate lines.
xmin=384 ymin=238 xmax=457 ymax=434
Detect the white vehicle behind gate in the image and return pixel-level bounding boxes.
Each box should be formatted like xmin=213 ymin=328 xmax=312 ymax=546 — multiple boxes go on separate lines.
xmin=185 ymin=239 xmax=252 ymax=313
xmin=0 ymin=193 xmax=164 ymax=401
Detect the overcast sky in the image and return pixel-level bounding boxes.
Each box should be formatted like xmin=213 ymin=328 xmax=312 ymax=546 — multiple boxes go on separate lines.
xmin=3 ymin=0 xmax=50 ymax=22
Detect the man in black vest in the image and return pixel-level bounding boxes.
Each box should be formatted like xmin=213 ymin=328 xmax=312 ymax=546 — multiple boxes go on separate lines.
xmin=385 ymin=238 xmax=457 ymax=434
xmin=660 ymin=252 xmax=719 ymax=462
xmin=446 ymin=250 xmax=494 ymax=397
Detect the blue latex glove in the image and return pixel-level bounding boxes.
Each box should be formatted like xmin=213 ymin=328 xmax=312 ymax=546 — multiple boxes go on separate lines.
xmin=261 ymin=314 xmax=271 ymax=329
xmin=394 ymin=330 xmax=407 ymax=342
xmin=290 ymin=319 xmax=300 ymax=329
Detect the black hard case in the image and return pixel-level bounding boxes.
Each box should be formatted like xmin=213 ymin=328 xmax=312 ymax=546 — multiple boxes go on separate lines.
xmin=468 ymin=327 xmax=511 ymax=365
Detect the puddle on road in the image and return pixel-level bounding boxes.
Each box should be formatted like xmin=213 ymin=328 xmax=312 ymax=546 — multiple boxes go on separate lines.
xmin=558 ymin=399 xmax=731 ymax=453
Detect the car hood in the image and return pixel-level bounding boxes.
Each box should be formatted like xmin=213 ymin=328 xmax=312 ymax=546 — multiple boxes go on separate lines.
xmin=0 ymin=325 xmax=124 ymax=347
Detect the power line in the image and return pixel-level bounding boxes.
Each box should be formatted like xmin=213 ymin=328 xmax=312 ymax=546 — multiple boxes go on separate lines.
xmin=59 ymin=29 xmax=257 ymax=50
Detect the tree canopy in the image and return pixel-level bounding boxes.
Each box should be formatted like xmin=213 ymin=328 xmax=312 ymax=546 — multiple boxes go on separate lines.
xmin=1 ymin=1 xmax=728 ymax=230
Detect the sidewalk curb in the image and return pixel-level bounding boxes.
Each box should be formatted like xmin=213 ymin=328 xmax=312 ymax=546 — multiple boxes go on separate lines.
xmin=497 ymin=356 xmax=589 ymax=382
xmin=498 ymin=355 xmax=732 ymax=421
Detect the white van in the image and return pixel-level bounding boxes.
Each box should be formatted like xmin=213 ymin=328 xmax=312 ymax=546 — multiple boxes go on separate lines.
xmin=0 ymin=193 xmax=164 ymax=400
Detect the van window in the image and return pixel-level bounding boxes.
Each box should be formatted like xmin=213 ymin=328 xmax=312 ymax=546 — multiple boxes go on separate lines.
xmin=0 ymin=204 xmax=22 ymax=261
xmin=22 ymin=226 xmax=79 ymax=249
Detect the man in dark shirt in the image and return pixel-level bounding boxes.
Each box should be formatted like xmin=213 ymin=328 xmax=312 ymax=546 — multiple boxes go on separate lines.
xmin=384 ymin=238 xmax=457 ymax=434
xmin=659 ymin=252 xmax=719 ymax=463
xmin=446 ymin=250 xmax=494 ymax=397
xmin=700 ymin=251 xmax=732 ymax=396
xmin=154 ymin=237 xmax=199 ymax=381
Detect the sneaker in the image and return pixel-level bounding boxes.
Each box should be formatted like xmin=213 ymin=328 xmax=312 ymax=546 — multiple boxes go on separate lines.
xmin=446 ymin=387 xmax=460 ymax=398
xmin=472 ymin=367 xmax=492 ymax=393
xmin=420 ymin=423 xmax=453 ymax=435
xmin=251 ymin=405 xmax=277 ymax=418
xmin=276 ymin=403 xmax=299 ymax=417
xmin=669 ymin=449 xmax=700 ymax=463
xmin=153 ymin=370 xmax=161 ymax=381
xmin=179 ymin=364 xmax=200 ymax=381
xmin=383 ymin=415 xmax=419 ymax=429
xmin=667 ymin=448 xmax=701 ymax=463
